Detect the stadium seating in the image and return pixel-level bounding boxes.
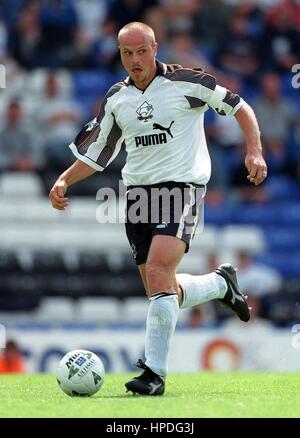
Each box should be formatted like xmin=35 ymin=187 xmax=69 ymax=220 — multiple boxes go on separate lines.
xmin=255 ymin=252 xmax=300 ymax=278
xmin=220 ymin=226 xmax=265 ymax=252
xmin=121 ymin=297 xmax=149 ymax=324
xmin=0 ymin=178 xmax=299 ymax=326
xmin=76 ymin=297 xmax=120 ymax=324
xmin=73 ymin=70 xmax=115 ymax=99
xmin=265 ymin=176 xmax=300 ymax=201
xmin=31 ymin=297 xmax=74 ymax=322
xmin=0 ymin=172 xmax=44 ymax=198
xmin=264 ymin=227 xmax=300 ymax=250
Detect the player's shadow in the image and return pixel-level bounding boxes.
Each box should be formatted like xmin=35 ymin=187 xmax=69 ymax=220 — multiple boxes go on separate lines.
xmin=93 ymin=394 xmax=178 ymax=399
xmin=92 ymin=395 xmax=129 ymax=399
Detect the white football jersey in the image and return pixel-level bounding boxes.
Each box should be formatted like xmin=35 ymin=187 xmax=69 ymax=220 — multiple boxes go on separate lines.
xmin=69 ymin=60 xmax=245 ymax=186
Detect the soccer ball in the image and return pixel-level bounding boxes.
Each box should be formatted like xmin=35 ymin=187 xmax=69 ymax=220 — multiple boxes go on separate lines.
xmin=56 ymin=349 xmax=105 ymax=397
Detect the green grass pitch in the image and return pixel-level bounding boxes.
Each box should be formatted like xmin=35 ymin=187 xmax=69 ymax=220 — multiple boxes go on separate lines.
xmin=0 ymin=372 xmax=300 ymax=418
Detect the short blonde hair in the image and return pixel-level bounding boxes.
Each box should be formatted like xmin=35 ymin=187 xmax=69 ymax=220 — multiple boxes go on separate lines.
xmin=118 ymin=22 xmax=156 ymax=45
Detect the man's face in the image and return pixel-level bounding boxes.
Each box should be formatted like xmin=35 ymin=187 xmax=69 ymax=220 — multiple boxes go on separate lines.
xmin=262 ymin=74 xmax=280 ymax=100
xmin=119 ymin=31 xmax=157 ymax=88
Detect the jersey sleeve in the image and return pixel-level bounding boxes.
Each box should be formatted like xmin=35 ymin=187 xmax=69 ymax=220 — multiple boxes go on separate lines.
xmin=166 ymin=67 xmax=245 ymax=116
xmin=69 ymin=83 xmax=124 ymax=171
xmin=207 ymin=84 xmax=245 ymax=116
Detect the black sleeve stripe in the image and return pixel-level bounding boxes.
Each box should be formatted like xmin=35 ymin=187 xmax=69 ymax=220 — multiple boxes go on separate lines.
xmin=185 ymin=95 xmax=206 ymax=108
xmin=73 ymin=121 xmax=100 ymax=155
xmin=96 ymin=101 xmax=106 ymax=124
xmin=166 ymin=68 xmax=216 ymax=90
xmin=199 ymin=73 xmax=216 ymax=90
xmin=96 ymin=114 xmax=122 ymax=167
xmin=222 ymin=90 xmax=241 ymax=108
xmin=73 ymin=81 xmax=124 ymax=162
xmin=96 ymin=81 xmax=125 ymax=123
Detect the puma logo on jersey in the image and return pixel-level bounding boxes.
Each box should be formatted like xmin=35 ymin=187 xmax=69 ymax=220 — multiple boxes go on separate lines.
xmin=135 ymin=133 xmax=167 ymax=147
xmin=153 ymin=121 xmax=174 ymax=138
xmin=135 ymin=121 xmax=174 ymax=147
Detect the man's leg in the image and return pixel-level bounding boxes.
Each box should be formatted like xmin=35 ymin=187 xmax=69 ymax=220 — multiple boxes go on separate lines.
xmin=176 ymin=272 xmax=227 ymax=308
xmin=144 ymin=235 xmax=185 ymax=378
xmin=125 ymin=235 xmax=185 ymax=395
xmin=139 ymin=258 xmax=249 ymax=323
xmin=138 ymin=259 xmax=183 ymax=302
xmin=177 ymin=265 xmax=250 ymax=322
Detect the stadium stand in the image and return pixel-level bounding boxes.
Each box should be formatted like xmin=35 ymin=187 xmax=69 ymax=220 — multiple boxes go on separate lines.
xmin=0 ymin=0 xmax=299 ymax=328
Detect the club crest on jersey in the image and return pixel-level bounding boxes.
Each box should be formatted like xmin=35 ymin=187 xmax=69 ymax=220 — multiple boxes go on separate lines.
xmin=136 ymin=101 xmax=154 ymax=122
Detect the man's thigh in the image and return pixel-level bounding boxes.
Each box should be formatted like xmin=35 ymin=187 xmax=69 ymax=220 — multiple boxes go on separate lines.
xmin=145 ymin=235 xmax=186 ymax=295
xmin=137 ymin=235 xmax=186 ymax=283
xmin=147 ymin=235 xmax=186 ymax=268
xmin=138 ymin=238 xmax=185 ymax=300
xmin=125 ymin=182 xmax=205 ymax=265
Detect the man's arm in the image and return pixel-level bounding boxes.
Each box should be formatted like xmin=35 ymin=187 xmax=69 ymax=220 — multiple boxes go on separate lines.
xmin=181 ymin=69 xmax=267 ymax=186
xmin=49 ymin=160 xmax=96 ymax=210
xmin=235 ymin=103 xmax=267 ymax=186
xmin=49 ymin=83 xmax=124 ymax=211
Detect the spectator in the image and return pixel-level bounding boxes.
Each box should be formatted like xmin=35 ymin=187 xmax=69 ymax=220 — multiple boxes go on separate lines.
xmin=38 ymin=0 xmax=80 ymax=68
xmin=88 ymin=20 xmax=119 ymax=71
xmin=193 ymin=0 xmax=233 ymax=52
xmin=216 ymin=13 xmax=260 ymax=82
xmin=254 ymin=72 xmax=296 ymax=176
xmin=71 ymin=0 xmax=109 ymax=43
xmin=0 ymin=340 xmax=25 ymax=373
xmin=259 ymin=5 xmax=300 ymax=72
xmin=1 ymin=0 xmax=26 ymax=28
xmin=160 ymin=0 xmax=198 ymax=37
xmin=254 ymin=72 xmax=296 ymax=145
xmin=8 ymin=3 xmax=41 ymax=69
xmin=222 ymin=294 xmax=273 ymax=330
xmin=34 ymin=73 xmax=82 ymax=171
xmin=186 ymin=303 xmax=217 ymax=329
xmin=105 ymin=0 xmax=160 ymax=32
xmin=160 ymin=30 xmax=220 ymax=77
xmin=233 ymin=1 xmax=265 ymax=39
xmin=207 ymin=251 xmax=279 ymax=326
xmin=0 ymin=100 xmax=43 ymax=172
xmin=0 ymin=13 xmax=8 ymax=59
xmin=267 ymin=0 xmax=300 ymax=32
xmin=236 ymin=250 xmax=282 ymax=297
xmin=230 ymin=71 xmax=296 ymax=201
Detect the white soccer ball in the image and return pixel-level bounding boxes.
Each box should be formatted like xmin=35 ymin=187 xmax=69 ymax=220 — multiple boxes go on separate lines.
xmin=56 ymin=349 xmax=105 ymax=397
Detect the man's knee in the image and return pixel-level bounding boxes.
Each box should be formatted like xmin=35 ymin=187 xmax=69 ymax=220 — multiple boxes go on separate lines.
xmin=145 ymin=259 xmax=175 ymax=293
xmin=146 ymin=259 xmax=168 ymax=280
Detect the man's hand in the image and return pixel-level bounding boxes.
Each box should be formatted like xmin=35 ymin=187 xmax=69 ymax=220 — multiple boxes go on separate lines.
xmin=245 ymin=153 xmax=267 ymax=186
xmin=235 ymin=103 xmax=267 ymax=186
xmin=49 ymin=179 xmax=69 ymax=210
xmin=48 ymin=160 xmax=96 ymax=210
